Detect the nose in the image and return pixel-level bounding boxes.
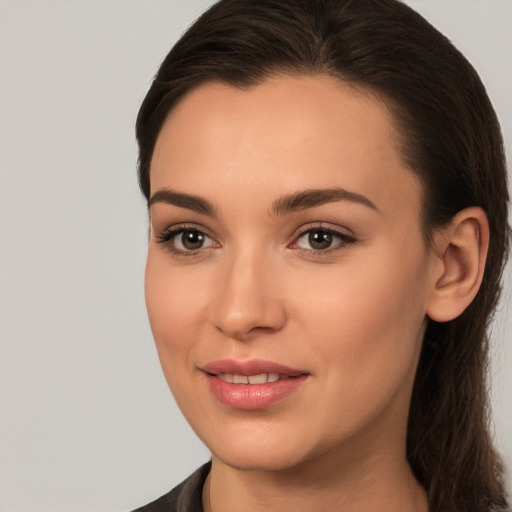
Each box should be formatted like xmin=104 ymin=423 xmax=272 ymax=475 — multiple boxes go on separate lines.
xmin=209 ymin=251 xmax=287 ymax=341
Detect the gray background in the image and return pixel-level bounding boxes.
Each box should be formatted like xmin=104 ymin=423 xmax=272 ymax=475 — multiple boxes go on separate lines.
xmin=0 ymin=1 xmax=510 ymax=510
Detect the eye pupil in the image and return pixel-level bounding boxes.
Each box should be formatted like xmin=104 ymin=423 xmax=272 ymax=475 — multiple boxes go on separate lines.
xmin=309 ymin=230 xmax=332 ymax=250
xmin=182 ymin=230 xmax=204 ymax=250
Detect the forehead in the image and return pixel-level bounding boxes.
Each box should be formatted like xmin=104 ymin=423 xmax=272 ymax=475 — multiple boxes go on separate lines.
xmin=150 ymin=75 xmax=422 ymax=220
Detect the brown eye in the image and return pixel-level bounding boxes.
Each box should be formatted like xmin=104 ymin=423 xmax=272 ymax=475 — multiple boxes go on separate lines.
xmin=308 ymin=230 xmax=333 ymax=250
xmin=179 ymin=230 xmax=208 ymax=250
xmin=293 ymin=227 xmax=356 ymax=253
xmin=157 ymin=227 xmax=216 ymax=254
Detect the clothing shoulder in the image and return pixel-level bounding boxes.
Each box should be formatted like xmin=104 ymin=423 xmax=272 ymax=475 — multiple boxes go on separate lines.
xmin=131 ymin=462 xmax=211 ymax=512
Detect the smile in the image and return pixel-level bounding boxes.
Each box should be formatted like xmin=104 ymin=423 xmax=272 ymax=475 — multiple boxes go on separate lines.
xmin=217 ymin=373 xmax=283 ymax=384
xmin=202 ymin=359 xmax=309 ymax=410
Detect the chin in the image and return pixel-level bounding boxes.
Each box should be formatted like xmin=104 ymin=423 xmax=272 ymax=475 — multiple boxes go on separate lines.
xmin=212 ymin=443 xmax=310 ymax=472
xmin=194 ymin=419 xmax=325 ymax=472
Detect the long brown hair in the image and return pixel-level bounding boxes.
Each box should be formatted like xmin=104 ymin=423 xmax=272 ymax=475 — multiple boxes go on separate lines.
xmin=136 ymin=1 xmax=510 ymax=510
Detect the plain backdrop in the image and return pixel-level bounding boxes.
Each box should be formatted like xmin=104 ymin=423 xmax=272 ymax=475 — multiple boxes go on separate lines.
xmin=0 ymin=1 xmax=510 ymax=510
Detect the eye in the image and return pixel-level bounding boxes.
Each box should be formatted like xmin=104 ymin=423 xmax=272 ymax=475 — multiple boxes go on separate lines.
xmin=157 ymin=227 xmax=216 ymax=254
xmin=174 ymin=230 xmax=213 ymax=251
xmin=292 ymin=227 xmax=356 ymax=253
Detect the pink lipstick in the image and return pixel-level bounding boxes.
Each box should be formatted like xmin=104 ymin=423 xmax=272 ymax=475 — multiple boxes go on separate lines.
xmin=202 ymin=359 xmax=310 ymax=410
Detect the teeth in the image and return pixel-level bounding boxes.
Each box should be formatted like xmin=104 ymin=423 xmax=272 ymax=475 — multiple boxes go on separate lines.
xmin=217 ymin=372 xmax=282 ymax=384
xmin=248 ymin=374 xmax=267 ymax=384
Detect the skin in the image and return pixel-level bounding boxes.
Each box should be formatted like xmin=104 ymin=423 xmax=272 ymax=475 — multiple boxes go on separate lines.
xmin=145 ymin=74 xmax=446 ymax=512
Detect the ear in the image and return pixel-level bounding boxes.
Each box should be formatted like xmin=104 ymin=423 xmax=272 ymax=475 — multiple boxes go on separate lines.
xmin=426 ymin=207 xmax=489 ymax=323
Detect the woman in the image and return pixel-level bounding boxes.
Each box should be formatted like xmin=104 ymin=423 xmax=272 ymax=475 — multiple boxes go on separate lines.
xmin=133 ymin=0 xmax=510 ymax=511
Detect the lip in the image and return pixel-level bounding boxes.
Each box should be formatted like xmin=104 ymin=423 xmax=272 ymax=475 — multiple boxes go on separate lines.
xmin=201 ymin=358 xmax=310 ymax=410
xmin=202 ymin=358 xmax=307 ymax=376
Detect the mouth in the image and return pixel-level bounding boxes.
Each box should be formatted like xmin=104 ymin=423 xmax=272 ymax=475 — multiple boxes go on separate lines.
xmin=201 ymin=359 xmax=310 ymax=410
xmin=215 ymin=372 xmax=287 ymax=384
xmin=202 ymin=358 xmax=307 ymax=377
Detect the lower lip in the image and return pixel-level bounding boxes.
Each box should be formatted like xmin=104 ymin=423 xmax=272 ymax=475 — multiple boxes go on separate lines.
xmin=205 ymin=374 xmax=309 ymax=410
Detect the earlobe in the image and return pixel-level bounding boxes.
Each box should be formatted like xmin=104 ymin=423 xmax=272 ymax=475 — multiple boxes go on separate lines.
xmin=426 ymin=207 xmax=489 ymax=323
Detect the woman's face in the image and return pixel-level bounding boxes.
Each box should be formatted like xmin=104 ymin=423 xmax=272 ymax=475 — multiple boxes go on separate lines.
xmin=145 ymin=75 xmax=439 ymax=471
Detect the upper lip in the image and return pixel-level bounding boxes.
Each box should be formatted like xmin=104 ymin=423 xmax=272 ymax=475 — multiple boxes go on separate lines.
xmin=202 ymin=358 xmax=308 ymax=377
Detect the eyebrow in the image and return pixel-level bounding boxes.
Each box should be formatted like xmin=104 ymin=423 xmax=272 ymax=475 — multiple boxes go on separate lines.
xmin=148 ymin=187 xmax=378 ymax=217
xmin=149 ymin=189 xmax=218 ymax=217
xmin=270 ymin=188 xmax=378 ymax=216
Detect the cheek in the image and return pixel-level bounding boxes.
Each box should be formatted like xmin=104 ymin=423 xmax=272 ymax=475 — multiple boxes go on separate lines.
xmin=144 ymin=254 xmax=207 ymax=363
xmin=291 ymin=245 xmax=429 ymax=391
xmin=144 ymin=255 xmax=213 ymax=418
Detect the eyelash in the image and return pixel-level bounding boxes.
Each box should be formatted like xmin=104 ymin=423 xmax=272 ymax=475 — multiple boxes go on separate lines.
xmin=290 ymin=225 xmax=357 ymax=256
xmin=155 ymin=224 xmax=357 ymax=257
xmin=156 ymin=224 xmax=216 ymax=257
